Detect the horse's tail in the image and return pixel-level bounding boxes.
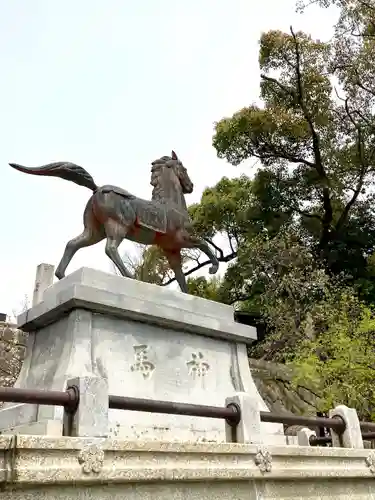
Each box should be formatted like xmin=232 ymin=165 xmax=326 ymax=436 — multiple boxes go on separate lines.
xmin=9 ymin=161 xmax=98 ymax=191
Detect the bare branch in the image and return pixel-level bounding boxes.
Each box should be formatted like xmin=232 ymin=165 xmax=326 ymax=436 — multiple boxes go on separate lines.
xmin=203 ymin=238 xmax=225 ymax=259
xmin=228 ymin=236 xmax=236 ymax=255
xmin=162 ymin=251 xmax=237 ymax=286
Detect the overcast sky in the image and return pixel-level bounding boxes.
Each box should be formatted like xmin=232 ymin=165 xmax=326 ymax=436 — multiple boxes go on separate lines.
xmin=0 ymin=0 xmax=338 ymax=317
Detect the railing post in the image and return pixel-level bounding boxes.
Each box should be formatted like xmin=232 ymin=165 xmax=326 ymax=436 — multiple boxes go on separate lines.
xmin=297 ymin=427 xmax=316 ymax=446
xmin=65 ymin=376 xmax=109 ymax=437
xmin=225 ymin=392 xmax=263 ymax=444
xmin=329 ymin=405 xmax=363 ymax=448
xmin=32 ymin=263 xmax=55 ymax=307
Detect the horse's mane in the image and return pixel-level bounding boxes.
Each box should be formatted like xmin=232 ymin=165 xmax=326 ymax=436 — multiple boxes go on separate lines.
xmin=151 ymin=155 xmax=172 ymax=171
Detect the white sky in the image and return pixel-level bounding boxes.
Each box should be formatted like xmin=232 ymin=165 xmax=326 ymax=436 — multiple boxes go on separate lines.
xmin=0 ymin=0 xmax=338 ymax=316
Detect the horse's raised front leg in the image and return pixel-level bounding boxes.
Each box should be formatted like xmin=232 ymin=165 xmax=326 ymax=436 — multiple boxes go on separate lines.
xmin=104 ymin=220 xmax=134 ymax=279
xmin=163 ymin=250 xmax=188 ymax=293
xmin=55 ymin=228 xmax=104 ymax=280
xmin=184 ymin=237 xmax=219 ymax=275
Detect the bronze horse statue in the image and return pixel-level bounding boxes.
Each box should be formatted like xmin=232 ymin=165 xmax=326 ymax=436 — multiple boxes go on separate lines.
xmin=9 ymin=151 xmax=219 ymax=293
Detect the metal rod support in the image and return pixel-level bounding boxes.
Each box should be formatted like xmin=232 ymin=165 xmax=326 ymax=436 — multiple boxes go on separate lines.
xmin=310 ymin=431 xmax=375 ymax=446
xmin=360 ymin=422 xmax=375 ymax=432
xmin=309 ymin=435 xmax=332 ymax=446
xmin=362 ymin=432 xmax=375 ymax=440
xmin=260 ymin=411 xmax=346 ymax=432
xmin=0 ymin=387 xmax=78 ymax=411
xmin=108 ymin=395 xmax=241 ymax=426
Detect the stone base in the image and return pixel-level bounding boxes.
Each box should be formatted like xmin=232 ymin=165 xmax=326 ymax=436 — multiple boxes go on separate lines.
xmin=1 ymin=435 xmax=375 ymax=499
xmin=0 ymin=267 xmax=284 ymax=444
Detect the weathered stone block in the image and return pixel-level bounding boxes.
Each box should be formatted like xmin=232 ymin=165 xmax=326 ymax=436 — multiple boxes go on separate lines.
xmin=225 ymin=392 xmax=263 ymax=444
xmin=329 ymin=405 xmax=364 ymax=449
xmin=65 ymin=376 xmax=109 ymax=437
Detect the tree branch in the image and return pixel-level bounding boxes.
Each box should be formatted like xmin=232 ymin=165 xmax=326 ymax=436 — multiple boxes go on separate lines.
xmin=290 ymin=26 xmax=333 ymax=246
xmin=162 ymin=251 xmax=237 ymax=286
xmin=261 ymin=74 xmax=295 ymax=97
xmin=203 ymin=238 xmax=224 ymax=259
xmin=262 ymin=29 xmax=333 ymax=242
xmin=228 ymin=235 xmax=236 ymax=255
xmin=353 ymin=107 xmax=375 ymax=129
xmin=257 ymin=146 xmax=315 ymax=167
xmin=351 ymin=68 xmax=375 ymax=97
xmin=260 ymin=74 xmax=319 ymax=167
xmin=356 ymin=79 xmax=375 ymax=98
xmin=294 ymin=208 xmax=323 ymax=221
xmin=335 ymin=98 xmax=367 ymax=232
xmin=350 ymin=0 xmax=375 ymax=38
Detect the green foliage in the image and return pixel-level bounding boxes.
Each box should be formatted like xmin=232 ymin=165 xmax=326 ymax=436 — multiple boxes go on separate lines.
xmin=133 ymin=246 xmax=171 ymax=285
xmin=186 ymin=275 xmax=222 ymax=302
xmin=116 ymin=245 xmax=171 ymax=285
xmin=240 ymin=229 xmax=332 ymax=359
xmin=189 ymin=176 xmax=257 ymax=243
xmin=289 ymin=301 xmax=375 ymax=420
xmin=117 ymin=245 xmax=195 ymax=285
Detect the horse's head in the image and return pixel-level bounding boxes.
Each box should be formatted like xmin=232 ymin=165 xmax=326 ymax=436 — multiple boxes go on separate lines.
xmin=150 ymin=151 xmax=194 ymax=195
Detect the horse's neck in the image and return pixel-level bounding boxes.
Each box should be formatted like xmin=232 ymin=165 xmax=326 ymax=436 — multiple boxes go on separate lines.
xmin=152 ymin=180 xmax=188 ymax=213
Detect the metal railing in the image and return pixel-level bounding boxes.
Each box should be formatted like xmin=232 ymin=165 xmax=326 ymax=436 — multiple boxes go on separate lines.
xmin=0 ymin=386 xmax=79 ymax=412
xmin=259 ymin=411 xmax=347 ymax=432
xmin=309 ymin=431 xmax=375 ymax=446
xmin=1 ymin=385 xmax=375 ymax=443
xmin=108 ymin=394 xmax=241 ymax=426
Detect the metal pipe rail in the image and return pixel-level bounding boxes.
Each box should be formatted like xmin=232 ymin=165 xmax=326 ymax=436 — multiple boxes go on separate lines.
xmin=108 ymin=394 xmax=348 ymax=432
xmin=108 ymin=395 xmax=241 ymax=426
xmin=0 ymin=386 xmax=79 ymax=412
xmin=260 ymin=411 xmax=346 ymax=432
xmin=310 ymin=431 xmax=375 ymax=446
xmin=1 ymin=386 xmax=375 ymax=438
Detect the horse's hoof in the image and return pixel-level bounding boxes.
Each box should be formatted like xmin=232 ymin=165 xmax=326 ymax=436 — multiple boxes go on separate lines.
xmin=209 ymin=265 xmax=218 ymax=275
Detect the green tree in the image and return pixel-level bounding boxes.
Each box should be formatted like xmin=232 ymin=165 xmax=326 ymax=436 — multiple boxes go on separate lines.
xmin=114 ymin=244 xmax=172 ymax=285
xmin=211 ymin=10 xmax=375 ymax=293
xmin=186 ymin=275 xmax=222 ymax=301
xmin=116 ymin=244 xmax=217 ymax=289
xmin=184 ymin=174 xmax=295 ymax=307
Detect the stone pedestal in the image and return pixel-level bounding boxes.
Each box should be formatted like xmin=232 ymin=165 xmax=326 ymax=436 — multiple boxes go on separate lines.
xmin=0 ymin=267 xmax=285 ymax=443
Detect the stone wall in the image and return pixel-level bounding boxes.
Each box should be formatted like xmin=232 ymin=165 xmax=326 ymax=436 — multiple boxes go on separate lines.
xmin=0 ymin=322 xmax=27 ymax=389
xmin=249 ymin=358 xmax=319 ymax=416
xmin=1 ymin=436 xmax=375 ymax=499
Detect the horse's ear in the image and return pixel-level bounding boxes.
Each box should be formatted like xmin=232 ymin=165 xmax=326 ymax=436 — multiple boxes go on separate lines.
xmin=171 ymin=150 xmax=178 ymax=160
